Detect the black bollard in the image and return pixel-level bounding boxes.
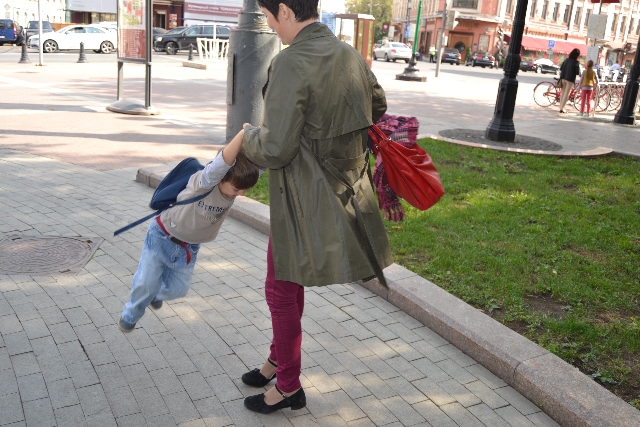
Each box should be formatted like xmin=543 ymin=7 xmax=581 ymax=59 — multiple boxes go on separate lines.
xmin=614 ymin=39 xmax=640 ymax=125
xmin=188 ymin=43 xmax=194 ymax=61
xmin=485 ymin=0 xmax=529 ymax=141
xmin=18 ymin=43 xmax=30 ymax=64
xmin=77 ymin=42 xmax=88 ymax=63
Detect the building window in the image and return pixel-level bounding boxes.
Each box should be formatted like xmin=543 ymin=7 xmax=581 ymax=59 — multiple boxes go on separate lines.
xmin=452 ymin=0 xmax=478 ymax=8
xmin=541 ymin=1 xmax=548 ymax=19
xmin=530 ymin=0 xmax=537 ymax=18
xmin=563 ymin=5 xmax=570 ymax=23
xmin=585 ymin=9 xmax=591 ymax=26
xmin=611 ymin=14 xmax=618 ymax=33
xmin=553 ymin=3 xmax=560 ymax=21
xmin=574 ymin=7 xmax=581 ymax=25
xmin=506 ymin=0 xmax=513 ymax=14
xmin=630 ymin=18 xmax=635 ymax=36
xmin=620 ymin=16 xmax=627 ymax=36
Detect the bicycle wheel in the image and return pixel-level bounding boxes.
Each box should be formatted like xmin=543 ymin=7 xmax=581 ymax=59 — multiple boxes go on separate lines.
xmin=595 ymin=86 xmax=610 ymax=112
xmin=608 ymin=86 xmax=623 ymax=111
xmin=533 ymin=82 xmax=558 ymax=107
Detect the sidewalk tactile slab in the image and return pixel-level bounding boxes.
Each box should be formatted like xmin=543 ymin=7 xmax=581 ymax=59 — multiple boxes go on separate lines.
xmin=0 ymin=235 xmax=103 ymax=275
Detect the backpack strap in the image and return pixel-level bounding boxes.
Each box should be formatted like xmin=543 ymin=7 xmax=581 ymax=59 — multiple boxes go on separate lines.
xmin=113 ymin=189 xmax=213 ymax=236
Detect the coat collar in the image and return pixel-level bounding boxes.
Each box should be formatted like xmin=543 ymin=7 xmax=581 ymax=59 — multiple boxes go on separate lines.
xmin=290 ymin=22 xmax=333 ymax=46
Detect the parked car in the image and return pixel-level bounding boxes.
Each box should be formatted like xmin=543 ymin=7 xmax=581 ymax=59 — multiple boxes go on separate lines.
xmin=441 ymin=47 xmax=461 ymax=65
xmin=154 ymin=24 xmax=230 ymax=54
xmin=464 ymin=51 xmax=495 ymax=68
xmin=153 ymin=27 xmax=168 ymax=36
xmin=0 ymin=19 xmax=23 ymax=45
xmin=28 ymin=25 xmax=117 ymax=53
xmin=25 ymin=20 xmax=54 ymax=41
xmin=373 ymin=42 xmax=412 ymax=62
xmin=521 ymin=58 xmax=560 ymax=75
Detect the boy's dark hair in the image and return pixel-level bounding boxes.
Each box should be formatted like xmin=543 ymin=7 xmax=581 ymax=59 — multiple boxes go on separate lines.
xmin=257 ymin=0 xmax=319 ymax=22
xmin=221 ymin=150 xmax=260 ymax=190
xmin=569 ymin=48 xmax=580 ymax=60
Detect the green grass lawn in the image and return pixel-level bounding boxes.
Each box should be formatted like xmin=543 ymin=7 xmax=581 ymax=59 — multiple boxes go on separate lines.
xmin=244 ymin=139 xmax=640 ymax=407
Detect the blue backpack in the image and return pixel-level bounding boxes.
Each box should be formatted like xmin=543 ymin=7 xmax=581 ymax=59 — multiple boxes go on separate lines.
xmin=114 ymin=158 xmax=212 ymax=236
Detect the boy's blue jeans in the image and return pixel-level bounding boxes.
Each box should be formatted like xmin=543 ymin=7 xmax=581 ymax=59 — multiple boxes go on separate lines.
xmin=121 ymin=220 xmax=200 ymax=324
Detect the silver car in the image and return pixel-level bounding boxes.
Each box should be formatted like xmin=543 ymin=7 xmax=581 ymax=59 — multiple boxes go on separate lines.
xmin=373 ymin=42 xmax=412 ymax=63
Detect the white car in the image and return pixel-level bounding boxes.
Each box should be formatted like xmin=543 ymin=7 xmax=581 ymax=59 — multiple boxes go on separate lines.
xmin=29 ymin=25 xmax=117 ymax=53
xmin=373 ymin=42 xmax=412 ymax=63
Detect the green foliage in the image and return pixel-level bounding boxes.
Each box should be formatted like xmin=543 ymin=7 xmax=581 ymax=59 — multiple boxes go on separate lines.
xmin=344 ymin=0 xmax=393 ymax=41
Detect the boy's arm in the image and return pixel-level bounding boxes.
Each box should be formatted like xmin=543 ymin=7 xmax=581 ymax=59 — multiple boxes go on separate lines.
xmin=199 ymin=129 xmax=245 ymax=189
xmin=222 ymin=128 xmax=244 ymax=166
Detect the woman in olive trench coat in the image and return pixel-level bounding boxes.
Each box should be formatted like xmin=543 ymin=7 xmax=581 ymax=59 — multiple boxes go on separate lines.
xmin=238 ymin=0 xmax=393 ymax=415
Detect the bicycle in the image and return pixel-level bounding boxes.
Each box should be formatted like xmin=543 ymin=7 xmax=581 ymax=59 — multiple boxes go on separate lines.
xmin=533 ymin=79 xmax=599 ymax=113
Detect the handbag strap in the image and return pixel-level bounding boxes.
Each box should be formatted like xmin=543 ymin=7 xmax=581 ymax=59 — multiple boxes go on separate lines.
xmin=314 ymin=152 xmax=388 ymax=288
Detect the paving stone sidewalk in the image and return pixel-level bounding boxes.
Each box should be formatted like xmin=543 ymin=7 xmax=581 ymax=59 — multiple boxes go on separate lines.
xmin=0 ymin=147 xmax=561 ymax=427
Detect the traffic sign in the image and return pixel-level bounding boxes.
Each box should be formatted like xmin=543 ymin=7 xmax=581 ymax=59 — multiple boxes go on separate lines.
xmin=404 ymin=24 xmax=410 ymax=39
xmin=548 ymin=40 xmax=556 ymax=48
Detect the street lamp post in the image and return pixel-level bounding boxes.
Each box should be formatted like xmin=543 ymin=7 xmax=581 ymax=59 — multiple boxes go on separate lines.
xmin=613 ymin=39 xmax=640 ymax=124
xmin=485 ymin=0 xmax=529 ymax=141
xmin=225 ymin=0 xmax=280 ymax=142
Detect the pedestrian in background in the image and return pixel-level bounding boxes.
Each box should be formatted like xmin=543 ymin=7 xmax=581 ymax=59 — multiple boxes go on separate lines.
xmin=558 ymin=48 xmax=581 ymax=114
xmin=577 ymin=59 xmax=598 ymax=117
xmin=241 ymin=0 xmax=392 ymax=416
xmin=429 ymin=45 xmax=436 ymax=62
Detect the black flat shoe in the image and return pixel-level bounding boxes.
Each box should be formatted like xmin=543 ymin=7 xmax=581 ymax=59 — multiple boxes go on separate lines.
xmin=242 ymin=358 xmax=277 ymax=387
xmin=244 ymin=385 xmax=306 ymax=414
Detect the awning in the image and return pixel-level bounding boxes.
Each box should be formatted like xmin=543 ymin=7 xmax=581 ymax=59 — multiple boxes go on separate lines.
xmin=503 ymin=34 xmax=588 ymax=55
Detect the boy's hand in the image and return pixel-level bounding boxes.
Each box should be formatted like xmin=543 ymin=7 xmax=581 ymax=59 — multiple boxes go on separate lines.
xmin=243 ymin=123 xmax=261 ymax=130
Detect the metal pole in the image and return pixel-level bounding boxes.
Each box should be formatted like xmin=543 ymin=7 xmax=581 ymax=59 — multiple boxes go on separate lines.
xmin=117 ymin=61 xmax=123 ymax=101
xmin=370 ymin=0 xmax=373 ymax=15
xmin=225 ymin=0 xmax=280 ymax=143
xmin=37 ymin=0 xmax=43 ymax=66
xmin=145 ymin=0 xmax=152 ymax=109
xmin=404 ymin=0 xmax=412 ymax=44
xmin=319 ymin=0 xmax=322 ymax=22
xmin=485 ymin=0 xmax=529 ymax=141
xmin=613 ymin=38 xmax=640 ymax=124
xmin=435 ymin=0 xmax=448 ymax=77
xmin=396 ymin=0 xmax=426 ymax=81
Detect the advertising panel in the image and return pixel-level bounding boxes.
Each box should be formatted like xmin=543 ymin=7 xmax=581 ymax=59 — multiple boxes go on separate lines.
xmin=184 ymin=0 xmax=242 ymax=23
xmin=68 ymin=0 xmax=116 ymax=13
xmin=587 ymin=14 xmax=607 ymax=40
xmin=118 ymin=0 xmax=146 ymax=61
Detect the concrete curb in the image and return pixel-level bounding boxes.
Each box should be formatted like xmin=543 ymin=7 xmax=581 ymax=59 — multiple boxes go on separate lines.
xmin=136 ymin=166 xmax=640 ymax=427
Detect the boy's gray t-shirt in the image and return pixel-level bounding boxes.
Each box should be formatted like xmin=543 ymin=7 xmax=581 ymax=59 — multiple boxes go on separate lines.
xmin=160 ymin=152 xmax=235 ymax=244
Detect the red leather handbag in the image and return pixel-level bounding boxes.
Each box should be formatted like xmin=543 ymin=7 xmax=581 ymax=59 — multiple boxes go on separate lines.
xmin=368 ymin=124 xmax=445 ymax=211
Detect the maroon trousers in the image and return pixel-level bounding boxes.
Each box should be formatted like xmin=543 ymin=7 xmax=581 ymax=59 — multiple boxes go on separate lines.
xmin=266 ymin=239 xmax=304 ymax=393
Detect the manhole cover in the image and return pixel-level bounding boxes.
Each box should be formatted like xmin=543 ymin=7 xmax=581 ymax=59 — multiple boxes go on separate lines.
xmin=0 ymin=236 xmax=103 ymax=275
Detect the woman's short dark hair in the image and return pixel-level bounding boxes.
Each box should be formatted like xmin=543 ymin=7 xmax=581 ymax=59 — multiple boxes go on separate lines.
xmin=222 ymin=150 xmax=260 ymax=190
xmin=257 ymin=0 xmax=319 ymax=22
xmin=569 ymin=48 xmax=580 ymax=60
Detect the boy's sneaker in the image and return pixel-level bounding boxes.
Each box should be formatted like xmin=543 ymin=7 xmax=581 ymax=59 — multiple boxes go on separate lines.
xmin=149 ymin=299 xmax=163 ymax=310
xmin=118 ymin=317 xmax=136 ymax=332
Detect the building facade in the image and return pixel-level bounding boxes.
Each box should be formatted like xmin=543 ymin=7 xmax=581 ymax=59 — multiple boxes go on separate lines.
xmin=391 ymin=0 xmax=637 ymax=66
xmin=5 ymin=0 xmax=66 ymax=27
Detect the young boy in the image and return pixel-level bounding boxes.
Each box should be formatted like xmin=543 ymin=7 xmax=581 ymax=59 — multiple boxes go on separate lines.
xmin=119 ymin=130 xmax=259 ymax=332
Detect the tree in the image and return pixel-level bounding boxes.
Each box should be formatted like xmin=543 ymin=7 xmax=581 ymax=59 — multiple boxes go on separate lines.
xmin=345 ymin=0 xmax=394 ymax=42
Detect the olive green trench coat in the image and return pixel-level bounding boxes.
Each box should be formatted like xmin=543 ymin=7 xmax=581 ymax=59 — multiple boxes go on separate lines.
xmin=243 ymin=23 xmax=393 ymax=288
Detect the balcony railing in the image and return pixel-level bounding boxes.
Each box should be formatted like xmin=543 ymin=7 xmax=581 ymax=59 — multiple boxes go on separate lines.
xmin=452 ymin=0 xmax=478 ymax=8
